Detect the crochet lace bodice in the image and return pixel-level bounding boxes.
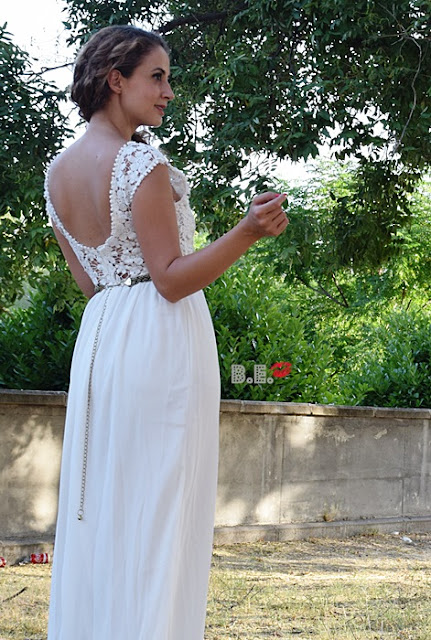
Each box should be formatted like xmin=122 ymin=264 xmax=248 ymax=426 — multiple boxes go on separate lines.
xmin=44 ymin=142 xmax=196 ymax=287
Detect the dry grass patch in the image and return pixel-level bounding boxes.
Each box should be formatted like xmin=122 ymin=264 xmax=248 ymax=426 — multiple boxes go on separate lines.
xmin=206 ymin=533 xmax=431 ymax=639
xmin=1 ymin=533 xmax=431 ymax=639
xmin=0 ymin=564 xmax=49 ymax=639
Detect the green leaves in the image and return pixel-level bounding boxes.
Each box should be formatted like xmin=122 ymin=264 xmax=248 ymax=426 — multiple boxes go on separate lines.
xmin=0 ymin=266 xmax=85 ymax=390
xmin=257 ymin=159 xmax=424 ymax=309
xmin=336 ymin=304 xmax=431 ymax=408
xmin=330 ymin=160 xmax=420 ymax=269
xmin=0 ymin=25 xmax=72 ymax=307
xmin=61 ymin=0 xmax=430 ymax=239
xmin=205 ymin=253 xmax=337 ymax=403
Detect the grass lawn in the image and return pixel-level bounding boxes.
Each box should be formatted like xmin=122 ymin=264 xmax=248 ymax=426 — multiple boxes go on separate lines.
xmin=1 ymin=533 xmax=431 ymax=639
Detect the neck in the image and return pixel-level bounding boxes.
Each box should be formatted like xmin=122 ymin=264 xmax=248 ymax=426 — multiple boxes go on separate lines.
xmin=87 ymin=109 xmax=135 ymax=142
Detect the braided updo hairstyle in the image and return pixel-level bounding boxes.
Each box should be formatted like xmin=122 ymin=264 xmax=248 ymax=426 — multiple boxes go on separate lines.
xmin=71 ymin=25 xmax=169 ymax=124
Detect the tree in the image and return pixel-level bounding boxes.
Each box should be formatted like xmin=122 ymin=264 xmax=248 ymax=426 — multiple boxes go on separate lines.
xmin=0 ymin=24 xmax=72 ymax=309
xmin=252 ymin=162 xmax=431 ymax=309
xmin=63 ymin=0 xmax=430 ymax=242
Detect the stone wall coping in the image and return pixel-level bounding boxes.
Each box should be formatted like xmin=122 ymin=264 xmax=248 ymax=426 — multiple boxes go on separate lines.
xmin=220 ymin=399 xmax=431 ymax=420
xmin=0 ymin=389 xmax=67 ymax=406
xmin=1 ymin=390 xmax=430 ymax=420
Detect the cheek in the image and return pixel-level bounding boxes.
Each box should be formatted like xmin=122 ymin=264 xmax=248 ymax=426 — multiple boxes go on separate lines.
xmin=140 ymin=88 xmax=156 ymax=102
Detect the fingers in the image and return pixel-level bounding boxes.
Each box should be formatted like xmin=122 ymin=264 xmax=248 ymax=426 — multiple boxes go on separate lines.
xmin=254 ymin=192 xmax=287 ymax=221
xmin=244 ymin=190 xmax=289 ymax=239
xmin=252 ymin=191 xmax=287 ymax=208
xmin=267 ymin=210 xmax=289 ymax=236
xmin=275 ymin=214 xmax=290 ymax=235
xmin=255 ymin=208 xmax=289 ymax=237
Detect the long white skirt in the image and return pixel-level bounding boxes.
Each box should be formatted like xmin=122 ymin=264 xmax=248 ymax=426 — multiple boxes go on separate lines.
xmin=47 ymin=283 xmax=220 ymax=640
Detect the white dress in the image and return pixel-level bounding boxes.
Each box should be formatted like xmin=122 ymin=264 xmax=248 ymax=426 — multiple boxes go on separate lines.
xmin=44 ymin=142 xmax=220 ymax=640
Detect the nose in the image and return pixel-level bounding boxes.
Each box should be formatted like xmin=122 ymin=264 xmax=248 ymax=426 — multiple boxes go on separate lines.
xmin=164 ymin=81 xmax=175 ymax=101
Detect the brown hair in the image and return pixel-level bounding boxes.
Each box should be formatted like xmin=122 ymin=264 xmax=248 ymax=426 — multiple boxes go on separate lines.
xmin=71 ymin=25 xmax=169 ymax=123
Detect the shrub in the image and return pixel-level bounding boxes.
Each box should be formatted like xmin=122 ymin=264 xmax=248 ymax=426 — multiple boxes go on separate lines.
xmin=0 ymin=269 xmax=85 ymax=390
xmin=3 ymin=251 xmax=431 ymax=410
xmin=335 ymin=303 xmax=431 ymax=407
xmin=205 ymin=253 xmax=336 ymax=403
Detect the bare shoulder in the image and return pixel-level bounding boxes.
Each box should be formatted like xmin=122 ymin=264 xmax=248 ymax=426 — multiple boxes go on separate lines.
xmin=49 ymin=137 xmax=86 ymax=171
xmin=49 ymin=136 xmax=127 ymax=184
xmin=48 ymin=136 xmax=127 ymax=209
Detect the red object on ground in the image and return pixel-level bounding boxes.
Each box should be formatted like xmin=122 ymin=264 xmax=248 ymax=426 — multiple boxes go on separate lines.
xmin=31 ymin=553 xmax=49 ymax=564
xmin=0 ymin=557 xmax=6 ymax=567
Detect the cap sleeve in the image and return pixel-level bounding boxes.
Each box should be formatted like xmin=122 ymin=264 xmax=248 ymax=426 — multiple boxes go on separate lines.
xmin=114 ymin=142 xmax=169 ymax=210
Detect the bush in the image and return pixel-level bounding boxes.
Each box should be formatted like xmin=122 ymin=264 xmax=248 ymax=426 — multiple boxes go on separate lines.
xmin=335 ymin=303 xmax=431 ymax=408
xmin=205 ymin=253 xmax=336 ymax=403
xmin=0 ymin=269 xmax=85 ymax=390
xmin=3 ymin=249 xmax=431 ymax=410
xmin=1 ymin=253 xmax=336 ymax=400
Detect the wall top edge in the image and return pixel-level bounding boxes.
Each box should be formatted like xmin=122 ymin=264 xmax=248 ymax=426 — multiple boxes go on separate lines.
xmin=0 ymin=389 xmax=67 ymax=406
xmin=1 ymin=391 xmax=430 ymax=419
xmin=219 ymin=399 xmax=431 ymax=420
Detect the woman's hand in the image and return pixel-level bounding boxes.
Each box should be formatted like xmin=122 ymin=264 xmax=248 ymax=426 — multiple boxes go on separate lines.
xmin=241 ymin=192 xmax=289 ymax=241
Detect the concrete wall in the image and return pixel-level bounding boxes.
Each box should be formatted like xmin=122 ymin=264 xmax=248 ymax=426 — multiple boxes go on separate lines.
xmin=216 ymin=400 xmax=431 ymax=542
xmin=1 ymin=390 xmax=431 ymax=556
xmin=0 ymin=390 xmax=66 ymax=546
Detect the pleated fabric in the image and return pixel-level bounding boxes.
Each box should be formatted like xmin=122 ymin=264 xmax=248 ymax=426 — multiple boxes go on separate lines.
xmin=47 ymin=282 xmax=220 ymax=639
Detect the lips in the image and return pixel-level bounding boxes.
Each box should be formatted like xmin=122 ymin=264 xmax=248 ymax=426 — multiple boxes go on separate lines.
xmin=155 ymin=105 xmax=167 ymax=114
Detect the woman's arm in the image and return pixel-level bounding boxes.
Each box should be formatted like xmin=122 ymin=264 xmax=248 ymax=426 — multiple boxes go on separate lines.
xmin=132 ymin=164 xmax=288 ymax=303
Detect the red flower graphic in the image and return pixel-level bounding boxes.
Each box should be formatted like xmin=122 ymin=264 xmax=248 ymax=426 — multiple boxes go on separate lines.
xmin=269 ymin=362 xmax=292 ymax=378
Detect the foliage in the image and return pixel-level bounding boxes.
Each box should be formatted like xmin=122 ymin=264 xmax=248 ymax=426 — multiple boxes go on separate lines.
xmin=334 ymin=302 xmax=431 ymax=408
xmin=0 ymin=24 xmax=71 ymax=308
xmin=330 ymin=161 xmax=420 ymax=269
xmin=0 ymin=2 xmax=429 ymax=405
xmin=254 ymin=161 xmax=428 ymax=308
xmin=207 ymin=173 xmax=431 ymax=408
xmin=63 ymin=0 xmax=431 ymax=240
xmin=0 ymin=266 xmax=86 ymax=391
xmin=205 ymin=253 xmax=336 ymax=403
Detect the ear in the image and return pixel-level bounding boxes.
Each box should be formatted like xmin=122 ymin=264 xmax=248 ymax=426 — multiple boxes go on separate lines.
xmin=107 ymin=69 xmax=124 ymax=95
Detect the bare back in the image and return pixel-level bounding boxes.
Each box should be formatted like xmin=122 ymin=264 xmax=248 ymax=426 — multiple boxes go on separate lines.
xmin=47 ymin=137 xmax=126 ymax=248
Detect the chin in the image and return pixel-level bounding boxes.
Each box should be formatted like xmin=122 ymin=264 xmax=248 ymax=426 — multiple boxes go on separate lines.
xmin=142 ymin=119 xmax=163 ymax=129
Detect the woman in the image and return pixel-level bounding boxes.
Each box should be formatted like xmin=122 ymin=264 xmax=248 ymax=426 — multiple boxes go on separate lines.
xmin=44 ymin=24 xmax=288 ymax=639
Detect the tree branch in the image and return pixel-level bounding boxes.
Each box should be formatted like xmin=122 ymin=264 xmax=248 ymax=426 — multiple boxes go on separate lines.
xmin=158 ymin=11 xmax=229 ymax=34
xmin=393 ymin=38 xmax=422 ymax=155
xmin=376 ymin=1 xmax=425 ymax=156
xmin=331 ymin=272 xmax=349 ymax=307
xmin=22 ymin=62 xmax=73 ymax=77
xmin=158 ymin=5 xmax=246 ymax=34
xmin=295 ymin=275 xmax=349 ymax=308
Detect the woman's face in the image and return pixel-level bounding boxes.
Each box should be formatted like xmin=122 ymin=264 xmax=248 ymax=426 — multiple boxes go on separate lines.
xmin=118 ymin=46 xmax=174 ymax=128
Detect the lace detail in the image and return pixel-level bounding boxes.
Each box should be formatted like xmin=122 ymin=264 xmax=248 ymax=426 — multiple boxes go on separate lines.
xmin=44 ymin=141 xmax=196 ymax=288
